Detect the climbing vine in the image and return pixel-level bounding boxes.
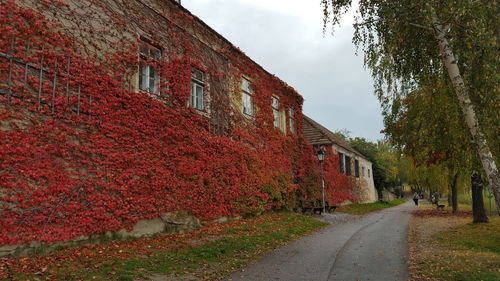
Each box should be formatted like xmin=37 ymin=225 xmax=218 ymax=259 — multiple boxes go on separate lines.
xmin=0 ymin=0 xmax=354 ymax=246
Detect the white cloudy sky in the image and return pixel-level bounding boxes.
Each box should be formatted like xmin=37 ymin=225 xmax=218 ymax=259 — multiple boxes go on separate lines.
xmin=183 ymin=0 xmax=384 ymax=141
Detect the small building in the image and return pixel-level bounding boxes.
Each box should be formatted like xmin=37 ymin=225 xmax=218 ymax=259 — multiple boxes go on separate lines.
xmin=302 ymin=115 xmax=378 ymax=203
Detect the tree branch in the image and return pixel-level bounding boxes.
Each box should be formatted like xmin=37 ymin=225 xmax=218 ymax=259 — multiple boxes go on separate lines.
xmin=407 ymin=22 xmax=432 ymax=31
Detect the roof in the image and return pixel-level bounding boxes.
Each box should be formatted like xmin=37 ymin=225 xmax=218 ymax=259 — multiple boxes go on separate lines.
xmin=302 ymin=115 xmax=367 ymax=160
xmin=165 ymin=0 xmax=303 ymax=102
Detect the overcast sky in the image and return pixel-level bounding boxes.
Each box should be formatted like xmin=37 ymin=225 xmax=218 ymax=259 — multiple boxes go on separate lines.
xmin=183 ymin=0 xmax=384 ymax=141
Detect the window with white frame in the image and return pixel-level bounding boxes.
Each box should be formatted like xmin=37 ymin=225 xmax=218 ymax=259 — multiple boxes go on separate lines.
xmin=190 ymin=69 xmax=204 ymax=110
xmin=272 ymin=96 xmax=281 ymax=128
xmin=241 ymin=77 xmax=254 ymax=116
xmin=139 ymin=41 xmax=161 ymax=94
xmin=289 ymin=107 xmax=295 ymax=133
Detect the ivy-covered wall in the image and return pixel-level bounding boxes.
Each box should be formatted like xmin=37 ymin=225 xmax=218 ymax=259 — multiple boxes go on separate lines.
xmin=0 ymin=0 xmax=354 ymax=246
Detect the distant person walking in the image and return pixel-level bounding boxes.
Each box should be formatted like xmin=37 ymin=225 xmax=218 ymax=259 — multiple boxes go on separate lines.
xmin=413 ymin=192 xmax=420 ymax=206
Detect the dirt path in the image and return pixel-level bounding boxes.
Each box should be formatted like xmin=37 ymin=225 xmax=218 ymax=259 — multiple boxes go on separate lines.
xmin=224 ymin=201 xmax=416 ymax=281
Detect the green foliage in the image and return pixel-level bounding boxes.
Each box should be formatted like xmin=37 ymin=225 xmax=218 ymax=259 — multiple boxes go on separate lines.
xmin=322 ymin=0 xmax=499 ymax=105
xmin=333 ymin=128 xmax=352 ymax=141
xmin=337 ymin=198 xmax=406 ymax=215
xmin=398 ymin=157 xmax=449 ymax=193
xmin=350 ymin=138 xmax=402 ymax=196
xmin=322 ymin=0 xmax=499 ymax=197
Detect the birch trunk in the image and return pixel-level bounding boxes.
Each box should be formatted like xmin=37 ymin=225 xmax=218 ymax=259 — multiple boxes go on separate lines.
xmin=431 ymin=13 xmax=500 ymax=216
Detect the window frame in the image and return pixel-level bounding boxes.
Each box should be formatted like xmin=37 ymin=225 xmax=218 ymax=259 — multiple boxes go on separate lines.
xmin=138 ymin=40 xmax=161 ymax=95
xmin=345 ymin=155 xmax=352 ymax=176
xmin=338 ymin=152 xmax=345 ymax=174
xmin=289 ymin=107 xmax=296 ymax=133
xmin=241 ymin=77 xmax=254 ymax=117
xmin=190 ymin=69 xmax=205 ymax=110
xmin=272 ymin=96 xmax=281 ymax=129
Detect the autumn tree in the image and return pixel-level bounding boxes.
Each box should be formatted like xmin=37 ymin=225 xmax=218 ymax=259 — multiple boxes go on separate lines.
xmin=321 ymin=0 xmax=500 ymax=214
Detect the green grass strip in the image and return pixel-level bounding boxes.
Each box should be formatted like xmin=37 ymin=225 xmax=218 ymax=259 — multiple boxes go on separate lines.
xmin=338 ymin=198 xmax=406 ymax=215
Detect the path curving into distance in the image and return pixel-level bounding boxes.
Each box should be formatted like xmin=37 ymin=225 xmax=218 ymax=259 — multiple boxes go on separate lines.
xmin=224 ymin=201 xmax=416 ymax=281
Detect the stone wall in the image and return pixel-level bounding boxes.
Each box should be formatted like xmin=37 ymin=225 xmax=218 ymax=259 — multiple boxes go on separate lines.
xmin=0 ymin=211 xmax=201 ymax=257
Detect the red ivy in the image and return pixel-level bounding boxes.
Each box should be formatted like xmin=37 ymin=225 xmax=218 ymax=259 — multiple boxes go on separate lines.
xmin=0 ymin=0 xmax=355 ymax=246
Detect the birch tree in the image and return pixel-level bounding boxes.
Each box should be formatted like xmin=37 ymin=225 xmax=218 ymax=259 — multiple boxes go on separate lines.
xmin=321 ymin=0 xmax=500 ymax=214
xmin=386 ymin=81 xmax=485 ymax=217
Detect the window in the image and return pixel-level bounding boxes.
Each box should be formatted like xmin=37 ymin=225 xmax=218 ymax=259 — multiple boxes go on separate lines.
xmin=368 ymin=169 xmax=371 ymax=178
xmin=139 ymin=41 xmax=161 ymax=94
xmin=345 ymin=156 xmax=352 ymax=176
xmin=338 ymin=152 xmax=345 ymax=174
xmin=190 ymin=69 xmax=204 ymax=110
xmin=241 ymin=77 xmax=253 ymax=116
xmin=362 ymin=166 xmax=365 ymax=177
xmin=272 ymin=96 xmax=280 ymax=128
xmin=289 ymin=107 xmax=295 ymax=133
xmin=355 ymin=159 xmax=360 ymax=177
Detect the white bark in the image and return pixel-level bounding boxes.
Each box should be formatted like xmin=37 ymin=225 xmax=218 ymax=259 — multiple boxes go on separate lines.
xmin=431 ymin=12 xmax=500 ymax=215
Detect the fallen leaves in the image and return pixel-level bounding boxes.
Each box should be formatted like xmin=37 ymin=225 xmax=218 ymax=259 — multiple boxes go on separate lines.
xmin=411 ymin=209 xmax=472 ymax=217
xmin=408 ymin=215 xmax=500 ymax=281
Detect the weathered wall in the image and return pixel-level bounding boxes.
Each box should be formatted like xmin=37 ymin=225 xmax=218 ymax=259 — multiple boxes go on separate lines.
xmin=332 ymin=145 xmax=377 ymax=203
xmin=0 ymin=0 xmax=311 ymax=250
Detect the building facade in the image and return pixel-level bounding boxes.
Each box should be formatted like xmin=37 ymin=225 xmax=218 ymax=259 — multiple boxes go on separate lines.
xmin=0 ymin=0 xmax=309 ymax=249
xmin=303 ymin=116 xmax=378 ymax=203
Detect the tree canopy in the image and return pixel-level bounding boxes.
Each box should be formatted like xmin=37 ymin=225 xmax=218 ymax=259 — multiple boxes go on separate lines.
xmin=322 ymin=0 xmax=500 ymax=213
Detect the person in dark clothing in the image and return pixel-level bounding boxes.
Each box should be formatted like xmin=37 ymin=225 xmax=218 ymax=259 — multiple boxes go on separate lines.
xmin=413 ymin=192 xmax=420 ymax=206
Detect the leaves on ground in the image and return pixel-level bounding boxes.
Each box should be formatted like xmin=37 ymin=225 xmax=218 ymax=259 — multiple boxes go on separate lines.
xmin=0 ymin=212 xmax=327 ymax=281
xmin=408 ymin=215 xmax=500 ymax=281
xmin=412 ymin=209 xmax=472 ymax=217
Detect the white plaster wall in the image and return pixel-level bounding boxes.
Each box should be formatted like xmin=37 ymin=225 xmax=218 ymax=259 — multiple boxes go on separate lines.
xmin=358 ymin=157 xmax=378 ymax=202
xmin=332 ymin=144 xmax=377 ymax=203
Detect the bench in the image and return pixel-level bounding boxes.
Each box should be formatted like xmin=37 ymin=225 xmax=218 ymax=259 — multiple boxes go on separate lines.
xmin=435 ymin=202 xmax=445 ymax=210
xmin=325 ymin=200 xmax=337 ymax=213
xmin=300 ymin=199 xmax=337 ymax=215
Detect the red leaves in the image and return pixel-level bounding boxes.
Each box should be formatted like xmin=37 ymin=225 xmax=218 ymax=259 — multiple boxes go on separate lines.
xmin=0 ymin=1 xmax=312 ymax=247
xmin=0 ymin=0 xmax=352 ymax=248
xmin=412 ymin=210 xmax=473 ymax=217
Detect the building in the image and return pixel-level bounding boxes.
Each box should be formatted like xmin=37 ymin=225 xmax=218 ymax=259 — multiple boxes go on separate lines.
xmin=0 ymin=0 xmax=309 ymax=250
xmin=302 ymin=115 xmax=378 ymax=203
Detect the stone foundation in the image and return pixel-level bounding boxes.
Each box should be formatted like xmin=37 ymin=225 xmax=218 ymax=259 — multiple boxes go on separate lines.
xmin=0 ymin=211 xmax=202 ymax=257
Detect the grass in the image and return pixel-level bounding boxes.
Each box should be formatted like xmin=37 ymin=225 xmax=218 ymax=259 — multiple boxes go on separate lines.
xmin=409 ymin=216 xmax=500 ymax=281
xmin=2 ymin=212 xmax=327 ymax=281
xmin=436 ymin=217 xmax=500 ymax=254
xmin=337 ymin=198 xmax=406 ymax=215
